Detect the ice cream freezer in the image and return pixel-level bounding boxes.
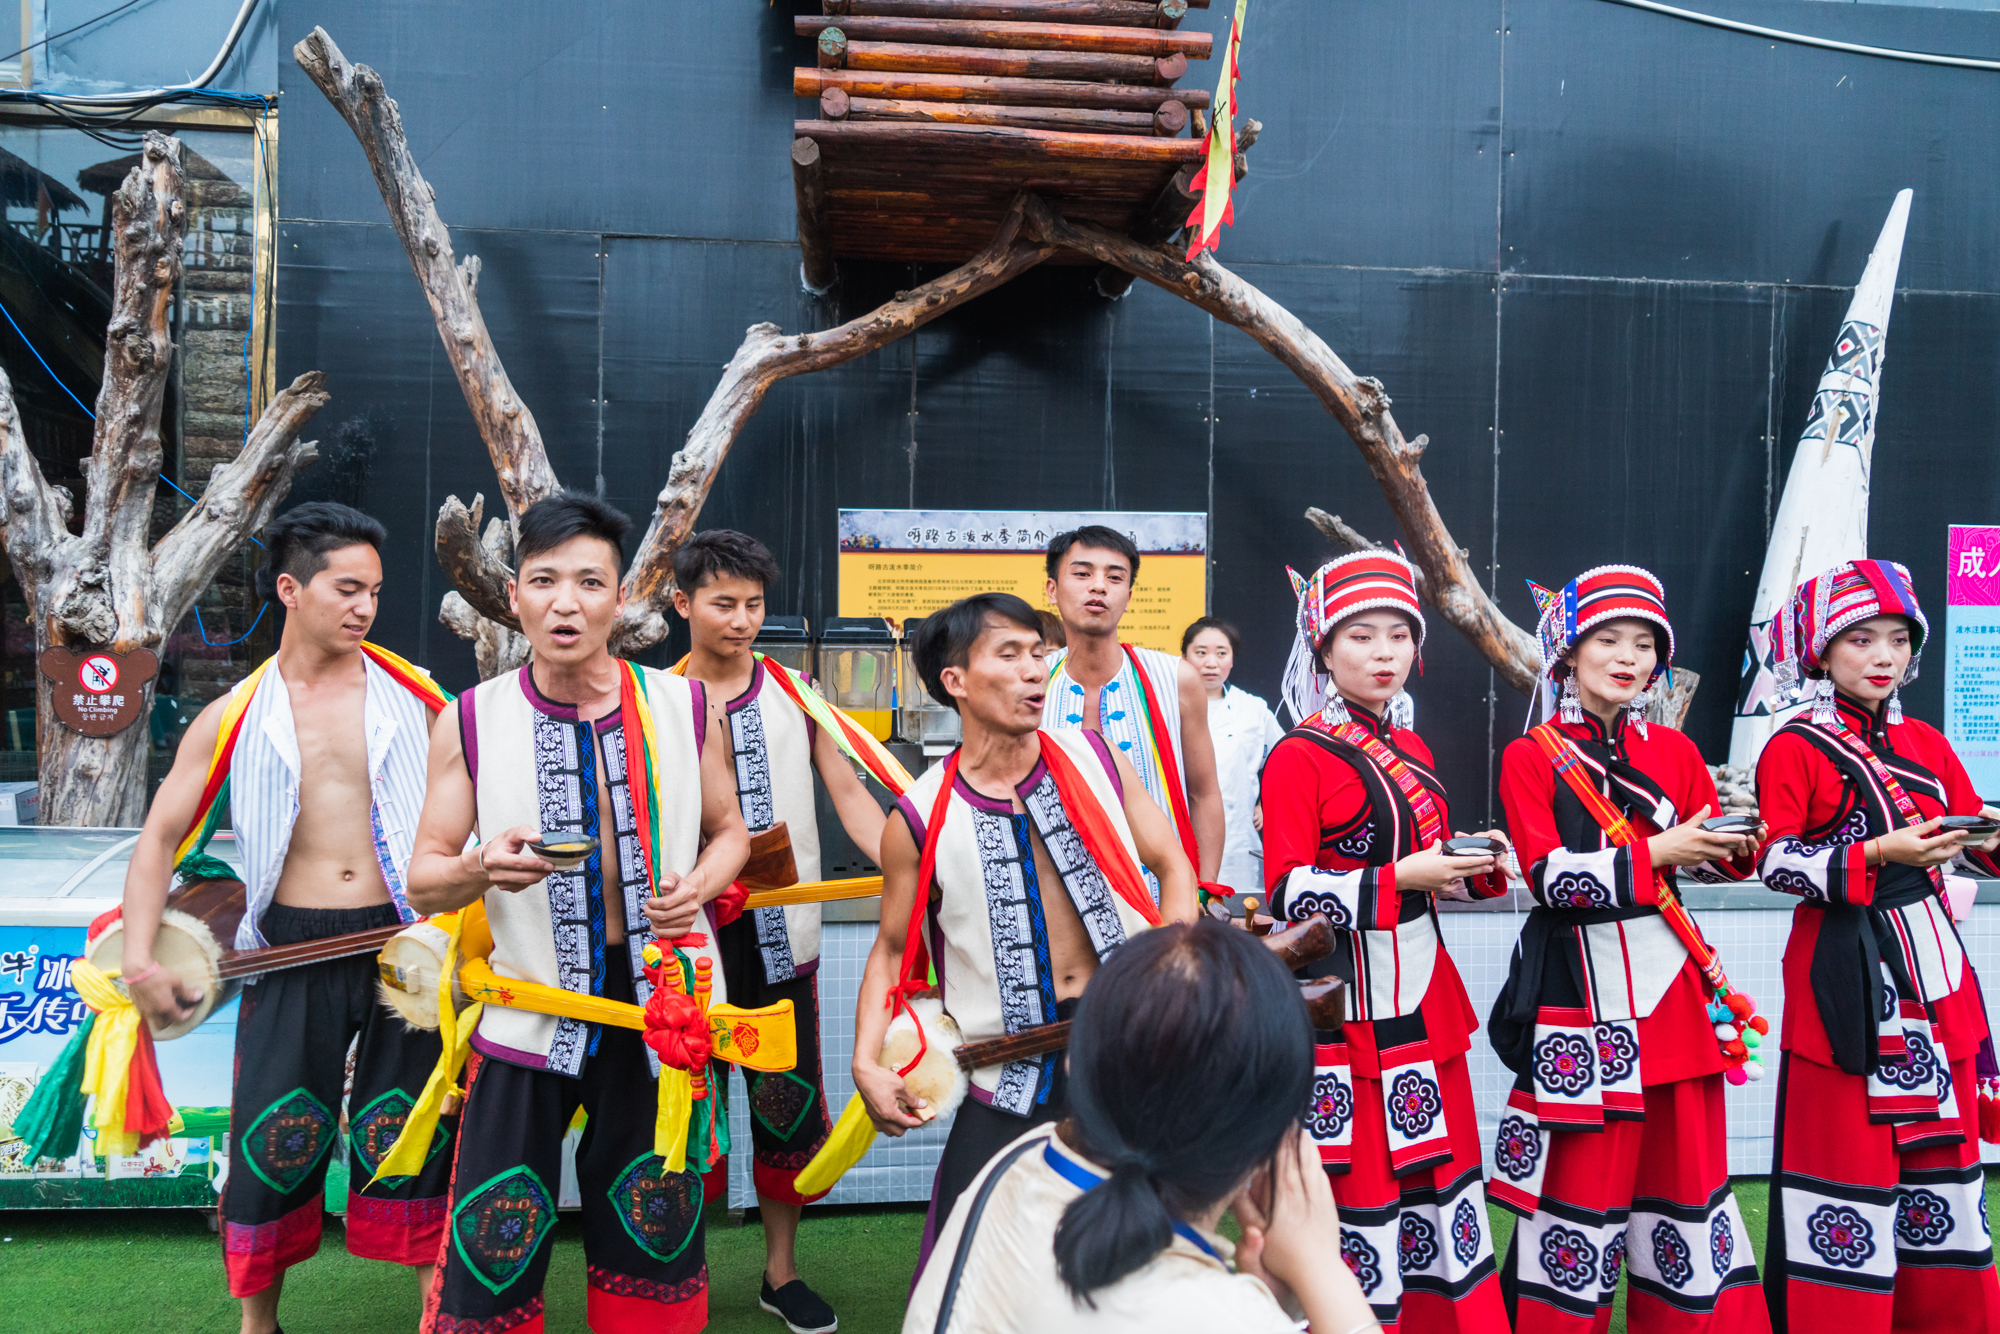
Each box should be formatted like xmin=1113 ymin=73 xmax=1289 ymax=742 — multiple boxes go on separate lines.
xmin=0 ymin=823 xmax=938 ymax=1214
xmin=0 ymin=825 xmax=241 ymax=1206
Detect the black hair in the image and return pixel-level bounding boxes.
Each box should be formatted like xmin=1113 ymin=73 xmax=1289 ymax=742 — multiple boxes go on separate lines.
xmin=255 ymin=501 xmax=387 ymax=602
xmin=1053 ymin=923 xmax=1313 ymax=1303
xmin=1180 ymin=616 xmax=1240 ymax=655
xmin=911 ymin=592 xmax=1043 ymax=714
xmin=672 ymin=528 xmax=782 ymax=595
xmin=1045 ymin=525 xmax=1141 ymax=582
xmin=516 ymin=491 xmax=632 ymax=571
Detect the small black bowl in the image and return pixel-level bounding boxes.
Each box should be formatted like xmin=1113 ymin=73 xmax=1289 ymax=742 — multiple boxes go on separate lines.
xmin=528 ymin=833 xmax=599 ymax=872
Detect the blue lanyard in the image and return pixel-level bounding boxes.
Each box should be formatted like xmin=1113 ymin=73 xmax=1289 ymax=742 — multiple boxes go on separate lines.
xmin=1039 ymin=1142 xmax=1230 ymax=1267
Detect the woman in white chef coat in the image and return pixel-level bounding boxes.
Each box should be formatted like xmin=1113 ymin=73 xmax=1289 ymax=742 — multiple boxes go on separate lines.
xmin=1183 ymin=618 xmax=1287 ymax=894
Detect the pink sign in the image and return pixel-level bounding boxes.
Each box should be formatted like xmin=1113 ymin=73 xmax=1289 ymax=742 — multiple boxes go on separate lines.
xmin=1948 ymin=525 xmax=2000 ymax=607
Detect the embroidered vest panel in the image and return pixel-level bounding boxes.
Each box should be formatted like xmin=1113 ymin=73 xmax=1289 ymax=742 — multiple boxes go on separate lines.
xmin=728 ymin=664 xmax=823 ymax=981
xmin=914 ymin=729 xmax=1155 ymax=1116
xmin=470 ymin=666 xmax=712 ymax=1072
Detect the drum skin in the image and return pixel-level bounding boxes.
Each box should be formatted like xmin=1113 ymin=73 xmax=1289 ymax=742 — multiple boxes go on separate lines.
xmin=85 ymin=879 xmax=244 ymax=1040
xmin=376 ymin=919 xmax=454 ymax=1030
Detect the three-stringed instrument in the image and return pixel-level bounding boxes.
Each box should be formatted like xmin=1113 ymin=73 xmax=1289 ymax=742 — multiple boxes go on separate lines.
xmin=947 ymin=912 xmax=1346 ymax=1071
xmin=87 ymin=878 xmax=411 ymax=1039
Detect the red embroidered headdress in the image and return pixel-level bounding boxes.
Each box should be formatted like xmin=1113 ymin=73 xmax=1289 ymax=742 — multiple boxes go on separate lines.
xmin=1282 ymin=551 xmax=1425 ymax=726
xmin=1773 ymin=558 xmax=1927 ymax=724
xmin=1524 ymin=565 xmax=1674 ymax=731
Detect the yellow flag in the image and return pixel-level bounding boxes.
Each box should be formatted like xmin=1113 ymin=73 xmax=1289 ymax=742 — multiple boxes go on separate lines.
xmin=371 ymin=910 xmax=481 ymax=1185
xmin=1185 ymin=0 xmax=1250 ymax=261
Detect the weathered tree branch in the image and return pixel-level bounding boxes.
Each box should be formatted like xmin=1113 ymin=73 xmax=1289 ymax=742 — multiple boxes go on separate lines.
xmin=295 ymin=28 xmax=558 ymax=522
xmin=0 ymin=363 xmax=69 ymax=627
xmin=439 ymin=505 xmax=528 ymax=676
xmin=43 ymin=135 xmax=186 ymax=650
xmin=0 ymin=132 xmax=332 ymax=824
xmin=614 ymin=194 xmax=1058 ymax=651
xmin=1020 ymin=195 xmax=1540 ymax=693
xmin=150 ymin=373 xmax=328 ymax=635
xmin=435 ymin=493 xmax=520 ymax=631
xmin=1301 ymin=506 xmax=1434 ymax=599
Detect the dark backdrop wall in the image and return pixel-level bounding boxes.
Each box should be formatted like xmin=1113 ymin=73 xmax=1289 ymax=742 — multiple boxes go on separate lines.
xmin=272 ymin=0 xmax=2000 ymax=825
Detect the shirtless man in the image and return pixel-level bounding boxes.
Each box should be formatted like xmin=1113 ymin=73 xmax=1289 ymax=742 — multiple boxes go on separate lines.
xmin=852 ymin=592 xmax=1199 ymax=1278
xmin=120 ymin=503 xmax=452 ymax=1334
xmin=406 ymin=493 xmax=750 ymax=1334
xmin=1040 ymin=525 xmax=1225 ymax=889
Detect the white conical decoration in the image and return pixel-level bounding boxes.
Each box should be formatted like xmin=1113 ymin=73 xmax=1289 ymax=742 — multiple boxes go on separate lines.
xmin=1728 ymin=189 xmax=1912 ymax=770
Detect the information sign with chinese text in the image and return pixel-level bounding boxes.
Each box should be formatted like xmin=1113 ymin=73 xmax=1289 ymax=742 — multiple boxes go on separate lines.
xmin=837 ymin=510 xmax=1206 ymax=654
xmin=1947 ymin=525 xmax=2000 ymax=793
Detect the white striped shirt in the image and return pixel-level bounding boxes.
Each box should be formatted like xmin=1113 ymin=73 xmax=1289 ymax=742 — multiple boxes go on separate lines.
xmin=227 ymin=652 xmax=434 ymax=950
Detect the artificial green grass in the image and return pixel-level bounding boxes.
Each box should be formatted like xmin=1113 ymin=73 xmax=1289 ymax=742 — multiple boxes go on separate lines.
xmin=0 ymin=1202 xmax=925 ymax=1333
xmin=0 ymin=1177 xmax=1986 ymax=1333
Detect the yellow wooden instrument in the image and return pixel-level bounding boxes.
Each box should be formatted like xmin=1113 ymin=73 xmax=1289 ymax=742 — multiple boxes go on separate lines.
xmin=455 ymin=956 xmax=797 ymax=1073
xmin=741 ymin=875 xmax=882 ymax=911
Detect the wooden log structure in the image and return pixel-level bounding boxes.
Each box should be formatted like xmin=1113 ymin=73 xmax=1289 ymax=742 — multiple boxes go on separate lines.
xmin=833 ymin=38 xmax=1189 ymax=85
xmin=795 ymin=66 xmax=1206 ymax=110
xmin=791 ymin=138 xmax=836 ymax=291
xmin=792 ymin=0 xmax=1218 ymax=274
xmin=796 ymin=16 xmax=1211 ymax=56
xmin=823 ymin=0 xmax=1205 ymax=23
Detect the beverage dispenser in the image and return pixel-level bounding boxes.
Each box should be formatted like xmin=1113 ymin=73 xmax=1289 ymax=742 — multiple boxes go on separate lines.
xmin=817 ymin=617 xmax=896 ymax=742
xmin=753 ymin=615 xmax=812 ymax=679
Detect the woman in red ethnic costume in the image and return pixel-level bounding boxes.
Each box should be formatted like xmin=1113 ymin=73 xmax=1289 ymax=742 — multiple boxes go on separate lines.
xmin=1755 ymin=558 xmax=2000 ymax=1334
xmin=1490 ymin=566 xmax=1771 ymax=1334
xmin=1260 ymin=551 xmax=1513 ymax=1334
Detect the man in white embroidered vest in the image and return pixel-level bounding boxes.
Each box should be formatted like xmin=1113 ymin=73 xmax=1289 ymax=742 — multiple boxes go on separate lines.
xmin=1040 ymin=525 xmax=1224 ymax=892
xmin=670 ymin=529 xmax=888 ymax=1334
xmin=119 ymin=503 xmax=453 ymax=1334
xmin=406 ymin=494 xmax=750 ymax=1334
xmin=853 ymin=592 xmax=1200 ymax=1280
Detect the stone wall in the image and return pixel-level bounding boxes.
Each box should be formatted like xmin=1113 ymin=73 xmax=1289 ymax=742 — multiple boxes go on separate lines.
xmin=169 ymin=156 xmax=265 ymax=707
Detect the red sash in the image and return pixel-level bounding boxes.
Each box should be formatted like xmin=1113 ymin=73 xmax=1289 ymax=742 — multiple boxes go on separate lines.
xmin=1299 ymin=712 xmax=1446 ymax=849
xmin=1815 ymin=715 xmax=1945 ymax=892
xmin=889 ymin=733 xmax=1161 ymax=1074
xmin=1121 ymin=644 xmax=1200 ymax=869
xmin=1528 ymin=724 xmax=1753 ymax=1033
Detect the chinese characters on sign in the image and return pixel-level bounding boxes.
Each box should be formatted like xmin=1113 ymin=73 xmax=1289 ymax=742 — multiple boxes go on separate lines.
xmin=836 ymin=510 xmax=1208 ymax=654
xmin=1947 ymin=526 xmax=2000 ymax=793
xmin=36 ymin=646 xmax=157 ymax=736
xmin=0 ymin=944 xmax=87 ymax=1045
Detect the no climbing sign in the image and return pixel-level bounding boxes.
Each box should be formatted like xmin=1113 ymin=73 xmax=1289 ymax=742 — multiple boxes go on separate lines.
xmin=37 ymin=646 xmax=158 ymax=737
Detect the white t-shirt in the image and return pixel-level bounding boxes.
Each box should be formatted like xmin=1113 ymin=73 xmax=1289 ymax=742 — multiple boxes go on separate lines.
xmin=903 ymin=1124 xmax=1301 ymax=1334
xmin=1206 ymin=685 xmax=1287 ymax=894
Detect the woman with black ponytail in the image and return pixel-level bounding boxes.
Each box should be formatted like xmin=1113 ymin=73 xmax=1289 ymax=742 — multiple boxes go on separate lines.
xmin=902 ymin=922 xmax=1380 ymax=1333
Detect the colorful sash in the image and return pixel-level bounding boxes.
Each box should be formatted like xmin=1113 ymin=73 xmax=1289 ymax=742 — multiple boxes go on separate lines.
xmin=172 ymin=642 xmax=452 ymax=882
xmin=1794 ymin=715 xmax=1965 ymax=1138
xmin=1529 ymin=725 xmax=1734 ymax=997
xmin=891 ymin=732 xmax=1163 ymax=1074
xmin=670 ymin=652 xmax=913 ymax=795
xmin=1529 ymin=724 xmax=1761 ymax=1077
xmin=612 ymin=664 xmax=740 ymax=1176
xmin=1815 ymin=714 xmax=1945 ymax=893
xmin=1299 ymin=711 xmax=1446 ymax=849
xmin=792 ymin=731 xmax=1165 ymax=1198
xmin=1119 ymin=644 xmax=1201 ymax=870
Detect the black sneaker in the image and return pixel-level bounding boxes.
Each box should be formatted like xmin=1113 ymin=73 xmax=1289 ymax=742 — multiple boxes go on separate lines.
xmin=760 ymin=1276 xmax=837 ymax=1334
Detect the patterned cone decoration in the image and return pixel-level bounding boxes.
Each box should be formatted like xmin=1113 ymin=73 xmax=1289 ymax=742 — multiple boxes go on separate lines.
xmin=1728 ymin=190 xmax=1912 ymax=769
